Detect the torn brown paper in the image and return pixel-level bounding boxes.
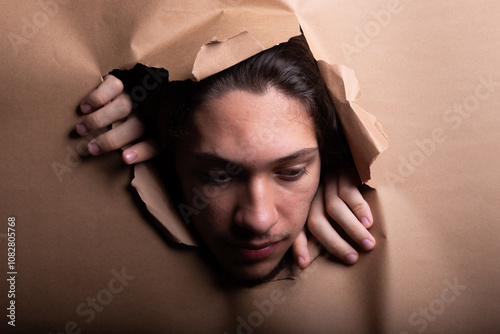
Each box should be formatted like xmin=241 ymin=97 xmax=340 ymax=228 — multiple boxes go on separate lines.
xmin=192 ymin=31 xmax=265 ymax=81
xmin=2 ymin=1 xmax=499 ymax=333
xmin=131 ymin=162 xmax=197 ymax=246
xmin=318 ymin=61 xmax=389 ymax=182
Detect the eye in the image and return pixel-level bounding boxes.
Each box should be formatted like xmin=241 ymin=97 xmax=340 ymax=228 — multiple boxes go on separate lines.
xmin=276 ymin=168 xmax=307 ymax=181
xmin=204 ymin=171 xmax=232 ymax=185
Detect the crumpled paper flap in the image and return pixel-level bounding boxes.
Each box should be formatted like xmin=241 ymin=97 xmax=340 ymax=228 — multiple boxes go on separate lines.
xmin=192 ymin=31 xmax=265 ymax=81
xmin=318 ymin=61 xmax=388 ymax=183
xmin=132 ymin=32 xmax=387 ymax=244
xmin=131 ymin=162 xmax=197 ymax=245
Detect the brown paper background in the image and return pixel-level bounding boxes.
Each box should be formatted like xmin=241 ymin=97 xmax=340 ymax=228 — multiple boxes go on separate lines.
xmin=1 ymin=1 xmax=499 ymax=333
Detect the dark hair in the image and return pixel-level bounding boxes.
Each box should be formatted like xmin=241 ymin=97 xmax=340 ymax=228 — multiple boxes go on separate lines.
xmin=158 ymin=34 xmax=352 ymax=176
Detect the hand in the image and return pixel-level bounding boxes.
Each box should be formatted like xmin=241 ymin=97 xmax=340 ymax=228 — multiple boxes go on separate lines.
xmin=292 ymin=171 xmax=375 ymax=269
xmin=76 ymin=75 xmax=159 ymax=164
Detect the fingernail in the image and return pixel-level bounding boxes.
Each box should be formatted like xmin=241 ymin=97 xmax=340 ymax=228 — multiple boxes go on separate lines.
xmin=123 ymin=150 xmax=137 ymax=164
xmin=81 ymin=103 xmax=91 ymax=113
xmin=88 ymin=141 xmax=101 ymax=155
xmin=361 ymin=217 xmax=370 ymax=228
xmin=361 ymin=239 xmax=374 ymax=250
xmin=76 ymin=123 xmax=88 ymax=135
xmin=345 ymin=253 xmax=358 ymax=264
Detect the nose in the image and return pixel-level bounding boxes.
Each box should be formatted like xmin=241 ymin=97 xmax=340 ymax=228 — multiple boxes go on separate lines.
xmin=233 ymin=176 xmax=279 ymax=235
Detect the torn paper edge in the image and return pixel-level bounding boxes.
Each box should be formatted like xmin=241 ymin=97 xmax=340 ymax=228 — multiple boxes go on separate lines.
xmin=131 ymin=162 xmax=197 ymax=246
xmin=192 ymin=31 xmax=265 ymax=81
xmin=317 ymin=61 xmax=388 ymax=183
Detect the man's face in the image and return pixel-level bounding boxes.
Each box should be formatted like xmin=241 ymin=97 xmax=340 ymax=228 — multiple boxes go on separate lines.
xmin=175 ymin=87 xmax=321 ymax=280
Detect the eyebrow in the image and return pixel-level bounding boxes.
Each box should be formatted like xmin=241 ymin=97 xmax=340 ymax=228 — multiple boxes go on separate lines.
xmin=191 ymin=147 xmax=319 ymax=166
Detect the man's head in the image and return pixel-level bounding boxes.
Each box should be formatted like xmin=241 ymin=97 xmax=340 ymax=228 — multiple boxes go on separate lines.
xmin=175 ymin=87 xmax=321 ymax=280
xmin=158 ymin=35 xmax=349 ymax=281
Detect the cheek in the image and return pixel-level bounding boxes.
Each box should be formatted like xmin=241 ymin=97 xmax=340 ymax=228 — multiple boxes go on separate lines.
xmin=188 ymin=187 xmax=236 ymax=236
xmin=279 ymin=180 xmax=320 ymax=233
xmin=281 ymin=191 xmax=314 ymax=229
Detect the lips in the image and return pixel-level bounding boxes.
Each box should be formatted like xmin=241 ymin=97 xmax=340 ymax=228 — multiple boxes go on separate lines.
xmin=228 ymin=242 xmax=279 ymax=260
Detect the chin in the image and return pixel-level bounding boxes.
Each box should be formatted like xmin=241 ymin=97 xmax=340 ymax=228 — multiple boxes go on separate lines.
xmin=230 ymin=264 xmax=277 ymax=281
xmin=222 ymin=254 xmax=291 ymax=283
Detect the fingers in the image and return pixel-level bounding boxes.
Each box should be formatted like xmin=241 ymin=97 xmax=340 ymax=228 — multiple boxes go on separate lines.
xmin=80 ymin=75 xmax=124 ymax=114
xmin=307 ymin=187 xmax=359 ymax=264
xmin=122 ymin=139 xmax=161 ymax=165
xmin=324 ymin=175 xmax=375 ymax=252
xmin=337 ymin=172 xmax=373 ymax=228
xmin=87 ymin=115 xmax=145 ymax=155
xmin=76 ymin=93 xmax=132 ymax=136
xmin=76 ymin=74 xmax=160 ymax=165
xmin=291 ymin=229 xmax=311 ymax=270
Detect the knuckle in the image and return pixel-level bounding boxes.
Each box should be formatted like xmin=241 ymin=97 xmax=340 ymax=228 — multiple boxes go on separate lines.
xmin=324 ymin=240 xmax=343 ymax=255
xmin=307 ymin=217 xmax=321 ymax=232
xmin=88 ymin=76 xmax=124 ymax=107
xmin=89 ymin=91 xmax=108 ymax=107
xmin=114 ymin=95 xmax=132 ymax=117
xmin=88 ymin=113 xmax=106 ymax=130
xmin=349 ymin=224 xmax=367 ymax=237
xmin=351 ymin=202 xmax=368 ymax=215
xmin=337 ymin=182 xmax=355 ymax=199
xmin=100 ymin=132 xmax=119 ymax=151
xmin=325 ymin=197 xmax=344 ymax=218
xmin=106 ymin=75 xmax=124 ymax=92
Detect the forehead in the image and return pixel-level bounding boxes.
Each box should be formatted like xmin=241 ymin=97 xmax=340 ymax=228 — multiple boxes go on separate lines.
xmin=186 ymin=88 xmax=318 ymax=165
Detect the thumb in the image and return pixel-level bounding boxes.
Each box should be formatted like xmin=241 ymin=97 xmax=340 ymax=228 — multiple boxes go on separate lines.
xmin=291 ymin=229 xmax=311 ymax=270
